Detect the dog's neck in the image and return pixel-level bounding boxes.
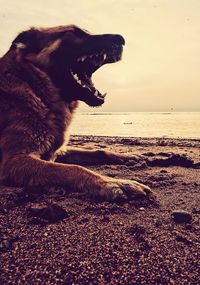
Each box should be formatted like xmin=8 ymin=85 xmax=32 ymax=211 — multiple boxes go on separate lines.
xmin=1 ymin=50 xmax=79 ymax=112
xmin=0 ymin=51 xmax=80 ymax=157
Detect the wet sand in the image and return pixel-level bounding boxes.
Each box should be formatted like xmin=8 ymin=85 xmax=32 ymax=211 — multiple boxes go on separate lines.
xmin=0 ymin=136 xmax=200 ymax=284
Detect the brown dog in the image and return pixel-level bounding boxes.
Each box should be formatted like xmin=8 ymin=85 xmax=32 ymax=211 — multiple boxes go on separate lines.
xmin=0 ymin=25 xmax=151 ymax=201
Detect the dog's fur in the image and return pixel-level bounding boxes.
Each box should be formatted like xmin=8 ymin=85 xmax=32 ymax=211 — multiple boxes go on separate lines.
xmin=0 ymin=25 xmax=151 ymax=200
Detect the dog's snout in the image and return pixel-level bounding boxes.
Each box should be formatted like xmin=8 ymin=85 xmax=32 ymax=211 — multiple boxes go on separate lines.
xmin=113 ymin=34 xmax=125 ymax=46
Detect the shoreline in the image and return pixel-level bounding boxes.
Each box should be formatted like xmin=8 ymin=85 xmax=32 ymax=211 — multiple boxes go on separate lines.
xmin=70 ymin=134 xmax=200 ymax=146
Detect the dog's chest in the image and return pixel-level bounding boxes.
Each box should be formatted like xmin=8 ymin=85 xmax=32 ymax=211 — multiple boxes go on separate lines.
xmin=43 ymin=101 xmax=78 ymax=160
xmin=55 ymin=107 xmax=73 ymax=148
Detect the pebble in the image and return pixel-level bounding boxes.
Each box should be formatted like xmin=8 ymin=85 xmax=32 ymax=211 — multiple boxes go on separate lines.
xmin=176 ymin=234 xmax=193 ymax=246
xmin=171 ymin=210 xmax=192 ymax=223
xmin=101 ymin=216 xmax=110 ymax=223
xmin=160 ymin=170 xmax=168 ymax=173
xmin=27 ymin=203 xmax=68 ymax=222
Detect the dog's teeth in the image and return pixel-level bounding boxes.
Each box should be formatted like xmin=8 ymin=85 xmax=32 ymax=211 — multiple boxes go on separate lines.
xmin=94 ymin=90 xmax=98 ymax=96
xmin=72 ymin=73 xmax=83 ymax=85
xmin=77 ymin=56 xmax=86 ymax=62
xmin=81 ymin=56 xmax=87 ymax=62
xmin=74 ymin=74 xmax=78 ymax=80
xmin=98 ymin=93 xmax=106 ymax=99
xmin=103 ymin=53 xmax=107 ymax=60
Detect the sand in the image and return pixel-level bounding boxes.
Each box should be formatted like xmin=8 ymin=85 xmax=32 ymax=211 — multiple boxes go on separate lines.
xmin=0 ymin=136 xmax=199 ymax=284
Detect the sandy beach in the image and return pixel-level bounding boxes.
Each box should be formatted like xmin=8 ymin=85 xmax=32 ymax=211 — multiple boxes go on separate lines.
xmin=0 ymin=135 xmax=199 ymax=284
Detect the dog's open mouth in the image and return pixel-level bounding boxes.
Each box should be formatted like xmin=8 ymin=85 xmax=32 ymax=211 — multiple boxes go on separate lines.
xmin=70 ymin=43 xmax=124 ymax=106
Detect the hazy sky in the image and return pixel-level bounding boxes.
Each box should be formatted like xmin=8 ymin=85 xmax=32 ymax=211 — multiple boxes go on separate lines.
xmin=0 ymin=0 xmax=200 ymax=112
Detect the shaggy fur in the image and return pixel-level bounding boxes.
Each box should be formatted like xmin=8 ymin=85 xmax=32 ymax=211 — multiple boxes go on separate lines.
xmin=0 ymin=25 xmax=152 ymax=200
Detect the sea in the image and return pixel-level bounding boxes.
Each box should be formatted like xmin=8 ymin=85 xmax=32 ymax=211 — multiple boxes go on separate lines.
xmin=70 ymin=112 xmax=200 ymax=139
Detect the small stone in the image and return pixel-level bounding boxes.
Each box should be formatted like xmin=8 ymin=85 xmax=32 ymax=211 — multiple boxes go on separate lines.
xmin=101 ymin=216 xmax=110 ymax=223
xmin=192 ymin=208 xmax=200 ymax=214
xmin=171 ymin=210 xmax=192 ymax=223
xmin=27 ymin=203 xmax=68 ymax=222
xmin=155 ymin=220 xmax=162 ymax=227
xmin=139 ymin=207 xmax=145 ymax=211
xmin=176 ymin=234 xmax=193 ymax=246
xmin=185 ymin=224 xmax=193 ymax=231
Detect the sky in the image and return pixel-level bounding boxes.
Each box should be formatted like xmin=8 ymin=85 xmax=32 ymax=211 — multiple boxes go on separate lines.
xmin=0 ymin=0 xmax=200 ymax=112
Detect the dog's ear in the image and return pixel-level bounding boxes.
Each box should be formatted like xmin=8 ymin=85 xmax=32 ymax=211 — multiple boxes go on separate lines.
xmin=10 ymin=28 xmax=40 ymax=54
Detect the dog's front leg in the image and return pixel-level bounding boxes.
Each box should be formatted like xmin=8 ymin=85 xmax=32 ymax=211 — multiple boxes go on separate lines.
xmin=56 ymin=147 xmax=143 ymax=166
xmin=1 ymin=153 xmax=152 ymax=201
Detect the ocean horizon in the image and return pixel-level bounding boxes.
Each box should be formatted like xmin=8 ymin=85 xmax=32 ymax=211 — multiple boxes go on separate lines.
xmin=70 ymin=111 xmax=200 ymax=139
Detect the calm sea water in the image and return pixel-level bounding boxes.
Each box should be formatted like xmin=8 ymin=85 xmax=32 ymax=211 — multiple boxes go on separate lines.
xmin=70 ymin=112 xmax=200 ymax=139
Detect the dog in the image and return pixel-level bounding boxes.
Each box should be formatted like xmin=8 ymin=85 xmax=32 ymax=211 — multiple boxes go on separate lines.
xmin=0 ymin=25 xmax=152 ymax=201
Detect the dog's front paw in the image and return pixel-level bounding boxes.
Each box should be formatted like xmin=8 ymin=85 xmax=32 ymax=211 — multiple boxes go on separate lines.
xmin=98 ymin=178 xmax=152 ymax=201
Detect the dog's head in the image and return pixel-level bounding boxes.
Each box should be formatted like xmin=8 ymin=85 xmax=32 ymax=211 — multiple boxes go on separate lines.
xmin=11 ymin=25 xmax=125 ymax=107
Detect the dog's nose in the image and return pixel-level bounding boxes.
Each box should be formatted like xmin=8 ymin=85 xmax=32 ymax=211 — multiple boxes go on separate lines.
xmin=113 ymin=34 xmax=125 ymax=45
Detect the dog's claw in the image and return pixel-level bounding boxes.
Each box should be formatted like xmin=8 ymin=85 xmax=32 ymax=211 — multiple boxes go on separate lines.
xmin=98 ymin=178 xmax=153 ymax=201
